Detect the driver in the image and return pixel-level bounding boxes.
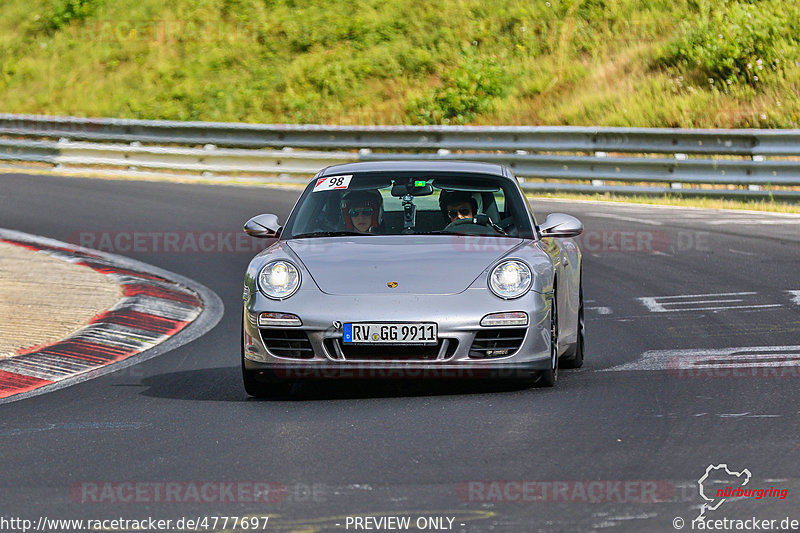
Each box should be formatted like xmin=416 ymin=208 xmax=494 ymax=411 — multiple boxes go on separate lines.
xmin=341 ymin=190 xmax=383 ymax=233
xmin=439 ymin=190 xmax=478 ymax=224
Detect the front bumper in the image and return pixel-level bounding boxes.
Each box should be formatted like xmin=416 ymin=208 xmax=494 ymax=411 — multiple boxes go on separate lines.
xmin=243 ymin=287 xmax=552 ymax=381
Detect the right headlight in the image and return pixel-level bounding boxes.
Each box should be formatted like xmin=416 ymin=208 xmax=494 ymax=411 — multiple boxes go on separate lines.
xmin=488 ymin=260 xmax=532 ymax=299
xmin=258 ymin=260 xmax=301 ymax=299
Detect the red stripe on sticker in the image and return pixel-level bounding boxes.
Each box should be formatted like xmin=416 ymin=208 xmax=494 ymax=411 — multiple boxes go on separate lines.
xmin=0 ymin=370 xmax=54 ymax=398
xmin=91 ymin=310 xmax=188 ymax=336
xmin=122 ymin=284 xmax=201 ymax=307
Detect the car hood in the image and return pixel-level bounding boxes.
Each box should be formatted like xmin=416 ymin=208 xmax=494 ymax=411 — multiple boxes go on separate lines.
xmin=286 ymin=236 xmax=524 ymax=295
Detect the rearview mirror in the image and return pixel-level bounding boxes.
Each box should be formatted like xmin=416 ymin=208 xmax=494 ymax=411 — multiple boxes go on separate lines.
xmin=244 ymin=214 xmax=281 ymax=238
xmin=391 ymin=180 xmax=434 ymax=197
xmin=539 ymin=213 xmax=583 ymax=238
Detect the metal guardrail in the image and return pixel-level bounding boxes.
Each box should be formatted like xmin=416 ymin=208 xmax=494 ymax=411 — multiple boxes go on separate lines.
xmin=4 ymin=113 xmax=800 ymax=154
xmin=363 ymin=152 xmax=800 ymax=186
xmin=1 ymin=113 xmax=800 ymax=199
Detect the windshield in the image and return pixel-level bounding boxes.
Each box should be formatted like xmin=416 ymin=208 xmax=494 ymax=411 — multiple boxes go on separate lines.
xmin=282 ymin=172 xmax=535 ymax=239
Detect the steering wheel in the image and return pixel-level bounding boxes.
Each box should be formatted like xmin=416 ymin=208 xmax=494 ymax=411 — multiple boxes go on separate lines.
xmin=443 ymin=215 xmax=505 ymax=235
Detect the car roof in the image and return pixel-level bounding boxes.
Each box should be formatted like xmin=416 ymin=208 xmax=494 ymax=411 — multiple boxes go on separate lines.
xmin=318 ymin=160 xmax=511 ymax=179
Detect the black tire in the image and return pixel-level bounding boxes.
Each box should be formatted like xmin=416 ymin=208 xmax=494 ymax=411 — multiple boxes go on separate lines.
xmin=537 ymin=291 xmax=559 ymax=387
xmin=242 ymin=366 xmax=268 ymax=398
xmin=242 ymin=369 xmax=292 ymax=398
xmin=242 ymin=313 xmax=292 ymax=398
xmin=560 ymin=278 xmax=585 ymax=369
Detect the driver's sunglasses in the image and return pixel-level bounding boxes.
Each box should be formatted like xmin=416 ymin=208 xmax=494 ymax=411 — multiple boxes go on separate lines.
xmin=349 ymin=208 xmax=374 ymax=217
xmin=447 ymin=207 xmax=472 ymax=219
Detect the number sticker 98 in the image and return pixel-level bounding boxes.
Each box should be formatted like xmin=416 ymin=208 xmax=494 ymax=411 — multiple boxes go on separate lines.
xmin=313 ymin=175 xmax=352 ymax=192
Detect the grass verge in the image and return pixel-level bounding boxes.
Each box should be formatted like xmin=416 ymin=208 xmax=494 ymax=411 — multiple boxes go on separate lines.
xmin=1 ymin=0 xmax=798 ymax=127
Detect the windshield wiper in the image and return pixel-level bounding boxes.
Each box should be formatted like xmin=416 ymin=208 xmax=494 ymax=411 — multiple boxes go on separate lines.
xmin=415 ymin=230 xmax=511 ymax=237
xmin=290 ymin=231 xmax=368 ymax=239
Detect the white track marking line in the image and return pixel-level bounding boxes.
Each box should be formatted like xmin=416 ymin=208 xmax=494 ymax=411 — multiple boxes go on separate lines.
xmin=603 ymin=345 xmax=800 ymax=372
xmin=659 ymin=299 xmax=744 ymax=306
xmin=713 ymin=413 xmax=780 ymax=418
xmin=650 ymin=292 xmax=757 ymax=299
xmin=788 ymin=291 xmax=800 ymax=306
xmin=676 ymin=304 xmax=781 ymax=312
xmin=643 ymin=303 xmax=781 ymax=313
xmin=637 ymin=292 xmax=779 ymax=313
xmin=728 ymin=249 xmax=757 ymax=256
xmin=705 ymin=219 xmax=799 ymax=225
xmin=585 ymin=212 xmax=664 ymax=226
xmin=638 ymin=298 xmax=666 ymax=312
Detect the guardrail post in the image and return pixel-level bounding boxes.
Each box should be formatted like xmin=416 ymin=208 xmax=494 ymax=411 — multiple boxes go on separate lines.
xmin=592 ymin=152 xmax=607 ymax=187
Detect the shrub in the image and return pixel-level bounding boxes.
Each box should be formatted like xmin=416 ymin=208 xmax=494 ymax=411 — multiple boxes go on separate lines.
xmin=409 ymin=54 xmax=509 ymax=125
xmin=45 ymin=0 xmax=102 ymax=31
xmin=656 ymin=0 xmax=799 ymax=87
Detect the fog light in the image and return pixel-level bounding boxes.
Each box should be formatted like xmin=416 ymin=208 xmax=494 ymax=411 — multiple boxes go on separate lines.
xmin=480 ymin=312 xmax=528 ymax=327
xmin=258 ymin=312 xmax=302 ymax=327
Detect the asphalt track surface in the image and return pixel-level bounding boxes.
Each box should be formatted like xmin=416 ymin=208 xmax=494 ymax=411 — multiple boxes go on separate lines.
xmin=1 ymin=172 xmax=799 ymax=533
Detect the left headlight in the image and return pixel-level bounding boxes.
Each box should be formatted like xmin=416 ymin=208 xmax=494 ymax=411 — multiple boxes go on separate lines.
xmin=258 ymin=260 xmax=301 ymax=299
xmin=488 ymin=260 xmax=532 ymax=299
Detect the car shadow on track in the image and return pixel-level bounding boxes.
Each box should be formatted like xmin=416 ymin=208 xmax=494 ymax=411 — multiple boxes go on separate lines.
xmin=135 ymin=367 xmax=545 ymax=402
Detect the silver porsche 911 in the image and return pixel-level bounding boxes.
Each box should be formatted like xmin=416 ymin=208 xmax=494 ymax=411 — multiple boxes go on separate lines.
xmin=241 ymin=161 xmax=584 ymax=396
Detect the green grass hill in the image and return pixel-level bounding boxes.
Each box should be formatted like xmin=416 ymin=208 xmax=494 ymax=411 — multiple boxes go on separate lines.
xmin=1 ymin=0 xmax=799 ymax=126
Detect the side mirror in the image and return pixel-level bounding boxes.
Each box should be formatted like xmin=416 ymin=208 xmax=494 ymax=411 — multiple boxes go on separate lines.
xmin=244 ymin=214 xmax=281 ymax=238
xmin=539 ymin=213 xmax=583 ymax=238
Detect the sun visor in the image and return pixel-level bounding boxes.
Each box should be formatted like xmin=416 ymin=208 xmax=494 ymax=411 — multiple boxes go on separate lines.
xmin=432 ymin=180 xmax=500 ymax=192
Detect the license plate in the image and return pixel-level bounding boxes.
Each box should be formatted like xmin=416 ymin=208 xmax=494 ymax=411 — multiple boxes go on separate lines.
xmin=343 ymin=323 xmax=438 ymax=344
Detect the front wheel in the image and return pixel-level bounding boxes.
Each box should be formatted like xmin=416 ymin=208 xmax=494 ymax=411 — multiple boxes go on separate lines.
xmin=537 ymin=292 xmax=559 ymax=387
xmin=242 ymin=369 xmax=292 ymax=398
xmin=560 ymin=278 xmax=584 ymax=369
xmin=242 ymin=314 xmax=292 ymax=398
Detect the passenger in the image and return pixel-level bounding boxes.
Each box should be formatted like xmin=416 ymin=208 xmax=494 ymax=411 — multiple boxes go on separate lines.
xmin=342 ymin=190 xmax=383 ymax=233
xmin=439 ymin=190 xmax=478 ymax=224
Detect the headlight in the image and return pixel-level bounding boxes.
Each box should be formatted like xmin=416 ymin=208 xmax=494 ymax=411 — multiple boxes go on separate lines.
xmin=258 ymin=260 xmax=301 ymax=299
xmin=488 ymin=260 xmax=532 ymax=299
